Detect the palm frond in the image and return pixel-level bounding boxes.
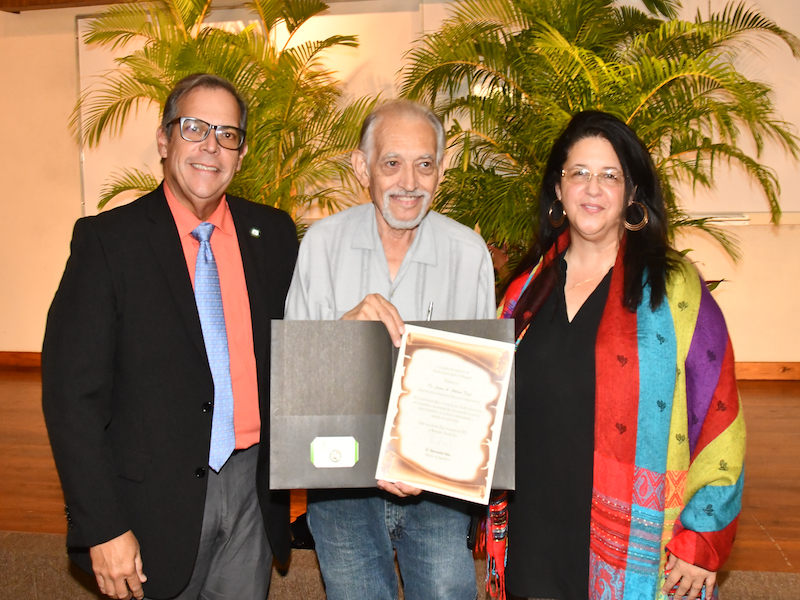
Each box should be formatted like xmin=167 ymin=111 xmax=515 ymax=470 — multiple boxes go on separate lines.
xmin=401 ymin=0 xmax=799 ymax=260
xmin=640 ymin=0 xmax=680 ymax=19
xmin=282 ymin=0 xmax=329 ymax=35
xmin=76 ymin=0 xmax=366 ymax=214
xmin=247 ymin=0 xmax=286 ymax=34
xmin=98 ymin=168 xmax=160 ymax=208
xmin=82 ymin=2 xmax=158 ymax=49
xmin=72 ymin=71 xmax=164 ymax=146
xmin=670 ymin=214 xmax=742 ymax=261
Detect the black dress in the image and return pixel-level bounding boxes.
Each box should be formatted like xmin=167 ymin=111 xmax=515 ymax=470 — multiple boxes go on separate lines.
xmin=505 ymin=258 xmax=612 ymax=600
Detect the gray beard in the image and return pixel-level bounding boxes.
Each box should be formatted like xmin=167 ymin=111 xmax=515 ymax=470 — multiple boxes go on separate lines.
xmin=379 ymin=190 xmax=432 ymax=230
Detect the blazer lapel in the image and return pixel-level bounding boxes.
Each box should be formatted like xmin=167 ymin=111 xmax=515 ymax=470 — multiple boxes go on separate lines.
xmin=145 ymin=186 xmax=207 ymax=360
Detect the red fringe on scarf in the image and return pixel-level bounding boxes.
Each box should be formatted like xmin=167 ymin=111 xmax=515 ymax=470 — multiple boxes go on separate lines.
xmin=482 ymin=491 xmax=508 ymax=599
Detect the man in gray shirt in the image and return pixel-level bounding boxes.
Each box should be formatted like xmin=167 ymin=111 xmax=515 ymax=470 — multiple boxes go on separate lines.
xmin=285 ymin=100 xmax=494 ymax=600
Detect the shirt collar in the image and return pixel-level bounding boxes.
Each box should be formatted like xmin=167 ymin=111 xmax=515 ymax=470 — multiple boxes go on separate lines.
xmin=164 ymin=181 xmax=233 ymax=239
xmin=353 ymin=203 xmax=437 ymax=266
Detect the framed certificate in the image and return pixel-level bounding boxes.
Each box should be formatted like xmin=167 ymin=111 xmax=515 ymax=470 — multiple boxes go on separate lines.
xmin=269 ymin=320 xmax=515 ymax=494
xmin=375 ymin=325 xmax=514 ymax=504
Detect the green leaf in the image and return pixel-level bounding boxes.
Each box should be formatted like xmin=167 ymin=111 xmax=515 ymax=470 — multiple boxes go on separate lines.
xmin=400 ymin=0 xmax=799 ymax=260
xmin=74 ymin=0 xmax=367 ymax=219
xmin=98 ymin=169 xmax=160 ymax=209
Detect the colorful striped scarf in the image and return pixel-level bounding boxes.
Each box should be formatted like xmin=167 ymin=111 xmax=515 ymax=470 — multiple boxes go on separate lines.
xmin=488 ymin=234 xmax=745 ymax=600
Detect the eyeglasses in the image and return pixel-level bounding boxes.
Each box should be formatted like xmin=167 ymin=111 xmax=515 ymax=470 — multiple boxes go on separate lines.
xmin=168 ymin=117 xmax=246 ymax=151
xmin=561 ymin=167 xmax=624 ymax=188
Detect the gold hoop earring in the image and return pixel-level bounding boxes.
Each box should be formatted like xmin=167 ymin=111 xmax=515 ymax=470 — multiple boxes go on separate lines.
xmin=624 ymin=201 xmax=649 ymax=232
xmin=549 ymin=199 xmax=566 ymax=228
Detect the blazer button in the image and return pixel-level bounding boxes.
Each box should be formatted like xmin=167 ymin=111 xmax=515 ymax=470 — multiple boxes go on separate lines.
xmin=195 ymin=467 xmax=206 ymax=478
xmin=202 ymin=401 xmax=213 ymax=413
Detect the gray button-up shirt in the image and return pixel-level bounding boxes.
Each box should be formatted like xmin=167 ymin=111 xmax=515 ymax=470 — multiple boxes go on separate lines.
xmin=285 ymin=203 xmax=495 ymax=321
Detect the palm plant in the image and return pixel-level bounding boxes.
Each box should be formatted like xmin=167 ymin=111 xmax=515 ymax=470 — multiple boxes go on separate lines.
xmin=401 ymin=0 xmax=800 ymax=264
xmin=72 ymin=0 xmax=374 ymax=219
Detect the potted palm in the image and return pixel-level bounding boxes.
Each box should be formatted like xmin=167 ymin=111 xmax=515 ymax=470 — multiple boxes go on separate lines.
xmin=72 ymin=0 xmax=374 ymax=222
xmin=400 ymin=0 xmax=799 ymax=268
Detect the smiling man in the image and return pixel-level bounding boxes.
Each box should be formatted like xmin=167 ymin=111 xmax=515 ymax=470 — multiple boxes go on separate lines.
xmin=42 ymin=74 xmax=298 ymax=600
xmin=285 ymin=100 xmax=496 ymax=600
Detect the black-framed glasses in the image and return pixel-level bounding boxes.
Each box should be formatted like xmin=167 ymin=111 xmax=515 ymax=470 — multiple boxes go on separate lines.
xmin=168 ymin=117 xmax=246 ymax=151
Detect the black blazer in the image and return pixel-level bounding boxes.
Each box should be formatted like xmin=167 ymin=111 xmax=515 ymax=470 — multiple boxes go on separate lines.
xmin=42 ymin=185 xmax=298 ymax=599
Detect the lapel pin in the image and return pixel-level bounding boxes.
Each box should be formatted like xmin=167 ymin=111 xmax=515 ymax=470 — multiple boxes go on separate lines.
xmin=250 ymin=227 xmax=261 ymax=238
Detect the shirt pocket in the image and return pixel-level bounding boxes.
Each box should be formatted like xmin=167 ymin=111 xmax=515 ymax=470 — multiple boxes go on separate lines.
xmin=315 ymin=303 xmax=335 ymax=320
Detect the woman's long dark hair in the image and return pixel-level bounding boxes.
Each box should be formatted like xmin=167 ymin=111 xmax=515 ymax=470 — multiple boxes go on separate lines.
xmin=505 ymin=111 xmax=677 ymax=333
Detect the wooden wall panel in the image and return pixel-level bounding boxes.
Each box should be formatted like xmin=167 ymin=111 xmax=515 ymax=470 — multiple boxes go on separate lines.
xmin=736 ymin=362 xmax=800 ymax=381
xmin=3 ymin=352 xmax=798 ymax=379
xmin=0 ymin=0 xmax=126 ymax=11
xmin=0 ymin=352 xmax=41 ymax=369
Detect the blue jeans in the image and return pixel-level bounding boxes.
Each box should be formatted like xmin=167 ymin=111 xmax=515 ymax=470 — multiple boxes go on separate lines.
xmin=307 ymin=489 xmax=478 ymax=600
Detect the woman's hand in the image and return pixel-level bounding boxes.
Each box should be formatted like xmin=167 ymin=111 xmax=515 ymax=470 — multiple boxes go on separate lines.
xmin=662 ymin=552 xmax=716 ymax=600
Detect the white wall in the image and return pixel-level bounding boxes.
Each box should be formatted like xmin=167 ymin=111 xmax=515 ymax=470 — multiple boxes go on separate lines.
xmin=677 ymin=217 xmax=800 ymax=362
xmin=0 ymin=0 xmax=799 ymax=360
xmin=655 ymin=0 xmax=800 ymax=361
xmin=0 ymin=7 xmax=85 ymax=353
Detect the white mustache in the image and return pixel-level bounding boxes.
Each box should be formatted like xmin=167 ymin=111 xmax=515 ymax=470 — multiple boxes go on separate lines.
xmin=379 ymin=188 xmax=432 ymax=230
xmin=386 ymin=190 xmax=429 ymax=201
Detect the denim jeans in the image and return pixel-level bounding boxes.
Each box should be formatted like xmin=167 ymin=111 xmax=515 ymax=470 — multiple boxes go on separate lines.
xmin=307 ymin=489 xmax=478 ymax=600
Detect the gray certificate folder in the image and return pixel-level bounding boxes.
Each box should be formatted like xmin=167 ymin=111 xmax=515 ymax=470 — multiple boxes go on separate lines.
xmin=269 ymin=319 xmax=515 ymax=492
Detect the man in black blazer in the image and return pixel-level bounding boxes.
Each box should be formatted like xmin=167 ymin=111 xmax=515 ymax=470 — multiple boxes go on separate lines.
xmin=42 ymin=74 xmax=297 ymax=600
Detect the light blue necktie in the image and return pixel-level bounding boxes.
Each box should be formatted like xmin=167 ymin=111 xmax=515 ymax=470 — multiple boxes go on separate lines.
xmin=192 ymin=222 xmax=236 ymax=472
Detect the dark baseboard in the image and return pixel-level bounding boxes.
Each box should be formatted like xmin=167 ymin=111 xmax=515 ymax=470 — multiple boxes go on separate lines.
xmin=1 ymin=352 xmax=798 ymax=380
xmin=736 ymin=362 xmax=800 ymax=380
xmin=0 ymin=351 xmax=41 ymax=369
